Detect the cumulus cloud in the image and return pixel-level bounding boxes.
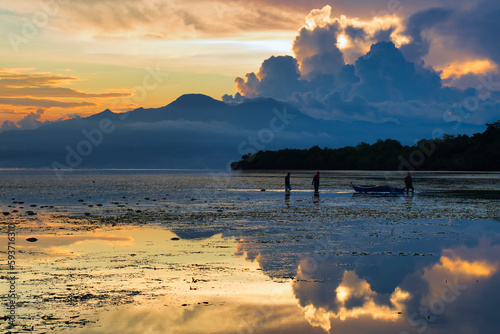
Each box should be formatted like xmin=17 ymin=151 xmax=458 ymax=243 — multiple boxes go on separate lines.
xmin=0 ymin=120 xmax=18 ymax=132
xmin=352 ymin=41 xmax=443 ymax=102
xmin=293 ymin=259 xmax=410 ymax=333
xmin=16 ymin=107 xmax=45 ymax=130
xmin=225 ymin=4 xmax=500 ymax=124
xmin=0 ymin=108 xmax=52 ymax=132
xmin=235 ymin=56 xmax=302 ymax=99
xmin=293 ymin=17 xmax=344 ymax=78
xmin=399 ymin=7 xmax=452 ymax=63
xmin=235 ymin=72 xmax=260 ymax=98
xmin=289 ymin=239 xmax=500 ymax=333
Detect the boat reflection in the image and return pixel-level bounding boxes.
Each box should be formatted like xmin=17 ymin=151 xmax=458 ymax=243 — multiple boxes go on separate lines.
xmin=352 ymin=192 xmax=403 ymax=198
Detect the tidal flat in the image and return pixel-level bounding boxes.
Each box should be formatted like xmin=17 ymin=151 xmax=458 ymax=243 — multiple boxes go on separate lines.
xmin=1 ymin=170 xmax=500 ymax=334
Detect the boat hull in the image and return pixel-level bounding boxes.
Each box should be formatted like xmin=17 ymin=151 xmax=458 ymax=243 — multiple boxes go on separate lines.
xmin=352 ymin=184 xmax=405 ymax=194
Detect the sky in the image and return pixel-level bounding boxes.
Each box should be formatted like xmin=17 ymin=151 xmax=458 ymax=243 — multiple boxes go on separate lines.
xmin=1 ymin=0 xmax=499 ymax=130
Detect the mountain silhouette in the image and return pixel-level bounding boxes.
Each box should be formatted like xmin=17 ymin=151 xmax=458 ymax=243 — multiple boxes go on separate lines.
xmin=0 ymin=94 xmax=485 ymax=169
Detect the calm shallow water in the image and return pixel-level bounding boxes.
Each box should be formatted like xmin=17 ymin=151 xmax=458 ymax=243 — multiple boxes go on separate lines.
xmin=1 ymin=169 xmax=500 ymax=334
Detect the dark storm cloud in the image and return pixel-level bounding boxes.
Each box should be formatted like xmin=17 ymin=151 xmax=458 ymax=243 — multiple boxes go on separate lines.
xmin=400 ymin=1 xmax=500 ymax=67
xmin=446 ymin=0 xmax=500 ymax=66
xmin=399 ymin=7 xmax=453 ymax=63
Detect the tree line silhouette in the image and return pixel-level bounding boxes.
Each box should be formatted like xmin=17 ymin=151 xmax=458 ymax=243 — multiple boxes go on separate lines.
xmin=232 ymin=121 xmax=500 ymax=171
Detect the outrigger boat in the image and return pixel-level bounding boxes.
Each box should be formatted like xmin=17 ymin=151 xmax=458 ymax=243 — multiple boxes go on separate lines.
xmin=351 ymin=182 xmax=405 ymax=194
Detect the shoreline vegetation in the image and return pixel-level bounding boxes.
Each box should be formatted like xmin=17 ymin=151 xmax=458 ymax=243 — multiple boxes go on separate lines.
xmin=231 ymin=121 xmax=500 ymax=171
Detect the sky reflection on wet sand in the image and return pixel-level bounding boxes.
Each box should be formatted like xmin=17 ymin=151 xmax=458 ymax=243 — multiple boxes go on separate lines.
xmin=1 ymin=171 xmax=500 ymax=333
xmin=1 ymin=219 xmax=499 ymax=334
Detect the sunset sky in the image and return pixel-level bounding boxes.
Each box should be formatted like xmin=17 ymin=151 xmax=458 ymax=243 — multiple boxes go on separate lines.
xmin=1 ymin=0 xmax=499 ymax=130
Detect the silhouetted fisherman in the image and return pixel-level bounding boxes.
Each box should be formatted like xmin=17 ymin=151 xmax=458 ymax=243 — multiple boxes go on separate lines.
xmin=312 ymin=171 xmax=320 ymax=193
xmin=285 ymin=172 xmax=291 ymax=191
xmin=405 ymin=172 xmax=414 ymax=195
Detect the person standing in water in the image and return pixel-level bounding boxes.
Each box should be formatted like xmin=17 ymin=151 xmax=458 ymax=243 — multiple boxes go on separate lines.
xmin=404 ymin=172 xmax=414 ymax=195
xmin=285 ymin=172 xmax=292 ymax=192
xmin=312 ymin=171 xmax=320 ymax=193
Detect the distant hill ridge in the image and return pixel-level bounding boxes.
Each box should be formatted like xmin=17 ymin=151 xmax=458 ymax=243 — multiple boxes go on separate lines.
xmin=0 ymin=94 xmax=491 ymax=169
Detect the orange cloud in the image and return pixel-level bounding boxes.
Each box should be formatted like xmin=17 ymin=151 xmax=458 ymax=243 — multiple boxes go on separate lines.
xmin=0 ymin=69 xmax=77 ymax=86
xmin=439 ymin=255 xmax=498 ymax=277
xmin=0 ymin=68 xmax=132 ymax=128
xmin=296 ymin=5 xmax=409 ymax=65
xmin=0 ymin=69 xmax=130 ymax=100
xmin=2 ymin=0 xmax=305 ymax=41
xmin=437 ymin=59 xmax=498 ymax=80
xmin=0 ymin=108 xmax=25 ymax=115
xmin=420 ymin=239 xmax=500 ymax=306
xmin=0 ymin=97 xmax=95 ymax=108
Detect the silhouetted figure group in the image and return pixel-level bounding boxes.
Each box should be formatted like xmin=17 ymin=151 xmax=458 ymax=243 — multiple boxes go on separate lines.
xmin=285 ymin=171 xmax=321 ymax=206
xmin=284 ymin=171 xmax=414 ymax=196
xmin=284 ymin=171 xmax=321 ymax=192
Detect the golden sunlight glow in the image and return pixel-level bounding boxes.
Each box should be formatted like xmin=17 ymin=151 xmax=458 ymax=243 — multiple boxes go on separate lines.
xmin=439 ymin=255 xmax=498 ymax=277
xmin=302 ymin=7 xmax=409 ymax=58
xmin=303 ymin=305 xmax=332 ymax=332
xmin=19 ymin=234 xmax=135 ymax=259
xmin=438 ymin=59 xmax=498 ymax=79
xmin=305 ymin=5 xmax=334 ymax=30
xmin=334 ymin=272 xmax=408 ymax=321
xmin=391 ymin=287 xmax=411 ymax=305
xmin=336 ymin=286 xmax=349 ymax=302
xmin=296 ymin=270 xmax=411 ymax=332
xmin=421 ymin=242 xmax=500 ymax=306
xmin=392 ymin=34 xmax=410 ymax=48
xmin=0 ymin=68 xmax=134 ymax=124
xmin=337 ymin=34 xmax=349 ymax=49
xmin=337 ymin=299 xmax=403 ymax=322
xmin=335 ymin=13 xmax=408 ymax=63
